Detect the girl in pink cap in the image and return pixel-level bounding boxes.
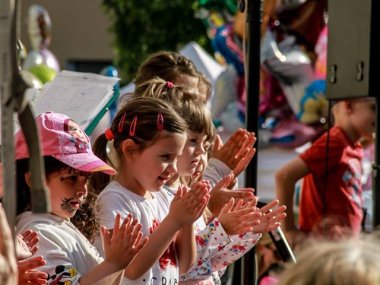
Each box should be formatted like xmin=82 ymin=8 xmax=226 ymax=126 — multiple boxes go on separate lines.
xmin=15 ymin=112 xmax=148 ymax=285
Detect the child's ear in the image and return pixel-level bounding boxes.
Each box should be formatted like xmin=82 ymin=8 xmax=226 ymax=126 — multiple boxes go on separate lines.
xmin=120 ymin=139 xmax=137 ymax=161
xmin=24 ymin=172 xmax=32 ymax=188
xmin=345 ymin=100 xmax=354 ymax=113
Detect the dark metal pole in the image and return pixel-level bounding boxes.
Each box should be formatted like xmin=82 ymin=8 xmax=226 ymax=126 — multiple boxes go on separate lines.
xmin=242 ymin=0 xmax=262 ymax=284
xmin=370 ymin=0 xmax=380 ymax=230
xmin=373 ymin=100 xmax=380 ymax=228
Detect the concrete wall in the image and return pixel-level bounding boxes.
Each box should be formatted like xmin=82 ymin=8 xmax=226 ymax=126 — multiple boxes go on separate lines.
xmin=20 ymin=0 xmax=114 ymax=69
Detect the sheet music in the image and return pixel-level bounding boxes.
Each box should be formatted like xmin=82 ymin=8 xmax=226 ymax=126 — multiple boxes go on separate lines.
xmin=28 ymin=70 xmax=119 ymax=130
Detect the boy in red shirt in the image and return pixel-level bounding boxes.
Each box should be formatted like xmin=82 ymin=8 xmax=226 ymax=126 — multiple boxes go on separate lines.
xmin=275 ymin=98 xmax=376 ymax=246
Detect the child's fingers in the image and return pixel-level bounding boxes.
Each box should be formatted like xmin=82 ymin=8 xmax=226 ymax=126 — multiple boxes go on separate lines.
xmin=223 ymin=188 xmax=256 ymax=202
xmin=27 ymin=235 xmax=40 ymax=249
xmin=196 ymin=196 xmax=210 ymax=216
xmin=231 ymin=206 xmax=256 ymax=217
xmin=231 ymin=198 xmax=245 ymax=211
xmin=112 ymin=213 xmax=121 ymax=238
xmin=119 ymin=216 xmax=133 ymax=240
xmin=265 ymin=205 xmax=287 ymax=219
xmin=233 ymin=148 xmax=256 ymax=176
xmin=212 ymin=173 xmax=234 ymax=192
xmin=30 ymin=246 xmax=39 ymax=255
xmin=124 ymin=216 xmax=136 ymax=235
xmin=130 ymin=222 xmax=142 ymax=243
xmin=266 ymin=222 xmax=282 ymax=232
xmin=100 ymin=226 xmax=111 ymax=245
xmin=20 ymin=270 xmax=48 ymax=284
xmin=225 ymin=129 xmax=246 ymax=149
xmin=265 ymin=209 xmax=287 ymax=224
xmin=22 ymin=271 xmax=48 ymax=284
xmin=219 ymin=198 xmax=235 ymax=216
xmin=135 ymin=236 xmax=149 ymax=252
xmin=132 ymin=231 xmax=142 ymax=247
xmin=17 ymin=256 xmax=46 ymax=271
xmin=230 ymin=130 xmax=251 ymax=156
xmin=259 ymin=199 xmax=279 ymax=213
xmin=213 ymin=134 xmax=224 ymax=152
xmin=245 ymin=198 xmax=259 ymax=209
xmin=20 ymin=229 xmax=33 ymax=239
xmin=189 ymin=181 xmax=209 ymax=200
xmin=173 ymin=186 xmax=184 ymax=201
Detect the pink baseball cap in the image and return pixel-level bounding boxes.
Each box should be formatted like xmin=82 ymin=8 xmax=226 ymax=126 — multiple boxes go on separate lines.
xmin=15 ymin=112 xmax=116 ymax=175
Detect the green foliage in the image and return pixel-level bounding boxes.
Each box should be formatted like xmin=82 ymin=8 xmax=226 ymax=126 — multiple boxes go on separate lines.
xmin=102 ymin=0 xmax=210 ymax=84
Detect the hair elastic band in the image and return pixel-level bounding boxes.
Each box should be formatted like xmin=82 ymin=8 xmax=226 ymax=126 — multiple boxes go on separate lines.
xmin=118 ymin=112 xmax=127 ymax=133
xmin=166 ymin=81 xmax=174 ymax=89
xmin=157 ymin=113 xmax=164 ymax=131
xmin=104 ymin=129 xmax=114 ymax=141
xmin=129 ymin=116 xmax=138 ymax=137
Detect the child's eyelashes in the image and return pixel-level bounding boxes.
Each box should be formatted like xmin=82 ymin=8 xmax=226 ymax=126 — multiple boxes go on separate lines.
xmin=60 ymin=171 xmax=90 ymax=184
xmin=160 ymin=154 xmax=171 ymax=161
xmin=187 ymin=138 xmax=198 ymax=145
xmin=160 ymin=154 xmax=179 ymax=163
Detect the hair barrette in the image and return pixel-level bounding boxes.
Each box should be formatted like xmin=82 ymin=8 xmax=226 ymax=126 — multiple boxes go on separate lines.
xmin=166 ymin=81 xmax=174 ymax=89
xmin=104 ymin=129 xmax=114 ymax=141
xmin=129 ymin=116 xmax=138 ymax=137
xmin=157 ymin=113 xmax=164 ymax=131
xmin=118 ymin=112 xmax=127 ymax=133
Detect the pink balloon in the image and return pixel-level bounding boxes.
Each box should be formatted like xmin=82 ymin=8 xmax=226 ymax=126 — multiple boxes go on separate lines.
xmin=39 ymin=49 xmax=60 ymax=72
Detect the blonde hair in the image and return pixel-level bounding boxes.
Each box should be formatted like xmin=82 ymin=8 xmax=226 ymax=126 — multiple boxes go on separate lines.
xmin=277 ymin=234 xmax=380 ymax=285
xmin=134 ymin=77 xmax=215 ymax=141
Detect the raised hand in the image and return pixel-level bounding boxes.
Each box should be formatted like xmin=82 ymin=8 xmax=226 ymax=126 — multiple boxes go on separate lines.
xmin=208 ymin=173 xmax=256 ymax=217
xmin=232 ymin=145 xmax=256 ymax=178
xmin=169 ymin=181 xmax=210 ymax=227
xmin=15 ymin=230 xmax=39 ymax=260
xmin=101 ymin=213 xmax=149 ymax=271
xmin=212 ymin=129 xmax=256 ymax=172
xmin=18 ymin=256 xmax=48 ymax=285
xmin=218 ymin=198 xmax=262 ymax=235
xmin=251 ymin=200 xmax=287 ymax=234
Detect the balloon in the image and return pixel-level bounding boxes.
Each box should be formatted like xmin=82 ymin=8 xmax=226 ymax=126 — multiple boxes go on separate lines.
xmin=28 ymin=64 xmax=57 ymax=84
xmin=261 ymin=29 xmax=314 ymax=115
xmin=23 ymin=50 xmax=44 ymax=70
xmin=39 ymin=49 xmax=60 ymax=72
xmin=28 ymin=4 xmax=52 ymax=50
xmin=24 ymin=4 xmax=60 ymax=78
xmin=20 ymin=70 xmax=43 ymax=89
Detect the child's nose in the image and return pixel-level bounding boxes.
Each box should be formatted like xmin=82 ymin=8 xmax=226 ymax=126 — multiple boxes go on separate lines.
xmin=195 ymin=144 xmax=206 ymax=155
xmin=167 ymin=162 xmax=178 ymax=174
xmin=75 ymin=185 xmax=87 ymax=198
xmin=76 ymin=177 xmax=88 ymax=196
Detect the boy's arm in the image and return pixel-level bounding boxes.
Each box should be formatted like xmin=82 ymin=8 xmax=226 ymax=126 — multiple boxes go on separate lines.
xmin=275 ymin=157 xmax=309 ymax=232
xmin=175 ymin=224 xmax=196 ymax=275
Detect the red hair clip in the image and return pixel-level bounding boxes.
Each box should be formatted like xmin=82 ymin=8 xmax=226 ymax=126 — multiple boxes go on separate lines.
xmin=157 ymin=113 xmax=164 ymax=131
xmin=129 ymin=116 xmax=138 ymax=137
xmin=118 ymin=112 xmax=127 ymax=133
xmin=166 ymin=81 xmax=174 ymax=89
xmin=104 ymin=129 xmax=114 ymax=141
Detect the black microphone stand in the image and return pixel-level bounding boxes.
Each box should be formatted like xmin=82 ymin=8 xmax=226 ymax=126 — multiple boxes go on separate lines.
xmin=239 ymin=0 xmax=296 ymax=284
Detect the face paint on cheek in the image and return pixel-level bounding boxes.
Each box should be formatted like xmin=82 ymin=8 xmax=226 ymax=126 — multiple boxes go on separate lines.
xmin=61 ymin=197 xmax=76 ymax=213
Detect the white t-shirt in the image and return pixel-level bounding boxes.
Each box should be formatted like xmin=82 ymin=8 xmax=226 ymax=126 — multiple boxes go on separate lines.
xmin=96 ymin=181 xmax=179 ymax=285
xmin=16 ymin=212 xmax=103 ymax=284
